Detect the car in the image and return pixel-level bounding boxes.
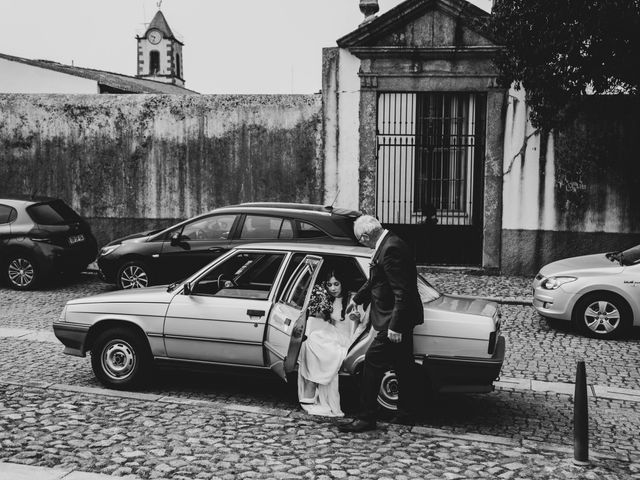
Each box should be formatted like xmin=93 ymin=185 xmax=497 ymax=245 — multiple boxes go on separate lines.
xmin=532 ymin=244 xmax=640 ymax=339
xmin=54 ymin=242 xmax=506 ymax=411
xmin=0 ymin=196 xmax=98 ymax=290
xmin=97 ymin=203 xmax=361 ymax=290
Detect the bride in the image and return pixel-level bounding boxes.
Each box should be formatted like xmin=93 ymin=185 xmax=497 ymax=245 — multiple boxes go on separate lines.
xmin=297 ymin=267 xmax=366 ymax=417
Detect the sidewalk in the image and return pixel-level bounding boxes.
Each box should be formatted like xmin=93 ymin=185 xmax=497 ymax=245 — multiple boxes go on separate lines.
xmin=0 ymin=462 xmax=137 ymax=480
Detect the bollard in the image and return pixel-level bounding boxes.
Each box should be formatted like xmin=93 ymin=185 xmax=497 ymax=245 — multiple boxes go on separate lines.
xmin=573 ymin=359 xmax=589 ymax=465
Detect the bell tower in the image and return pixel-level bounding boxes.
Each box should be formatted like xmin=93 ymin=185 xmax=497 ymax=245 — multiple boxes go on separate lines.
xmin=136 ymin=9 xmax=184 ymax=86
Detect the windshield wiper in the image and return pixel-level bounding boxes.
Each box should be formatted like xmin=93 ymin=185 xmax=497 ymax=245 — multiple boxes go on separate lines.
xmin=166 ymin=282 xmax=180 ymax=292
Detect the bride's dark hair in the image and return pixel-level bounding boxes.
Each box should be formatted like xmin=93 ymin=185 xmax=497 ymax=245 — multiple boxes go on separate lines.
xmin=323 ymin=267 xmax=350 ymax=320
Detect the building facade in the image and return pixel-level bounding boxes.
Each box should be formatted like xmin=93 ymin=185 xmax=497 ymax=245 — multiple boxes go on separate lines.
xmin=323 ymin=0 xmax=505 ymax=269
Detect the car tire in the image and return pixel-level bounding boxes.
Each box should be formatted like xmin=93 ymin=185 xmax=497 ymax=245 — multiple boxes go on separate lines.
xmin=573 ymin=292 xmax=632 ymax=339
xmin=5 ymin=254 xmax=40 ymax=290
xmin=117 ymin=261 xmax=150 ymax=289
xmin=91 ymin=327 xmax=151 ymax=389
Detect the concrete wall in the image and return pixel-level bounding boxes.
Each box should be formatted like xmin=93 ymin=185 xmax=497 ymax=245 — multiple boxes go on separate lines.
xmin=0 ymin=94 xmax=323 ymax=247
xmin=502 ymin=88 xmax=640 ymax=274
xmin=321 ymin=47 xmax=361 ymax=211
xmin=0 ymin=59 xmax=98 ymax=93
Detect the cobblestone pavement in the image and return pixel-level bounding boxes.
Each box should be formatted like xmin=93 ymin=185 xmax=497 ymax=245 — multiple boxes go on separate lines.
xmin=1 ymin=383 xmax=638 ymax=479
xmin=1 ymin=273 xmax=640 ymax=478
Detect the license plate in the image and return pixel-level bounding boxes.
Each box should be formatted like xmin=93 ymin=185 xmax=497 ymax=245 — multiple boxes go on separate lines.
xmin=68 ymin=234 xmax=85 ymax=245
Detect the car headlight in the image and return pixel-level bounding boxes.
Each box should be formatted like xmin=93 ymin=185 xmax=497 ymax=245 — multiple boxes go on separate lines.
xmin=541 ymin=276 xmax=577 ymax=290
xmin=99 ymin=244 xmax=120 ymax=257
xmin=58 ymin=305 xmax=67 ymax=322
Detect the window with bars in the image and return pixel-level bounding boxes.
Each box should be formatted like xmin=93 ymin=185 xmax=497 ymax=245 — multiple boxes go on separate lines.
xmin=376 ymin=92 xmax=485 ymax=226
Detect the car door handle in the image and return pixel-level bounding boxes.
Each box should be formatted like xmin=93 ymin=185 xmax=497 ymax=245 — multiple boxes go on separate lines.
xmin=247 ymin=309 xmax=265 ymax=317
xmin=208 ymin=247 xmax=225 ymax=252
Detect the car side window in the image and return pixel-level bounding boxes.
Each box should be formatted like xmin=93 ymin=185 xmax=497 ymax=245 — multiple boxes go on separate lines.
xmin=191 ymin=252 xmax=285 ymax=299
xmin=181 ymin=215 xmax=236 ymax=241
xmin=283 ymin=263 xmax=315 ymax=308
xmin=297 ymin=221 xmax=329 ymax=239
xmin=240 ymin=215 xmax=286 ymax=240
xmin=0 ymin=204 xmax=15 ymax=224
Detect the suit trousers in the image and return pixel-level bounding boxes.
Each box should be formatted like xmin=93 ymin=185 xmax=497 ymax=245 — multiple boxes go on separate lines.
xmin=359 ymin=328 xmax=416 ymax=420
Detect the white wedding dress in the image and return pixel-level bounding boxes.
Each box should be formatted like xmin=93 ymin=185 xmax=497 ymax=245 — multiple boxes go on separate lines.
xmin=297 ymin=295 xmax=366 ymax=417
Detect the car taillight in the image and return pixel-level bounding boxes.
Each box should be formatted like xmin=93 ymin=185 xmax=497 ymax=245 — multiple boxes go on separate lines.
xmin=488 ymin=308 xmax=501 ymax=355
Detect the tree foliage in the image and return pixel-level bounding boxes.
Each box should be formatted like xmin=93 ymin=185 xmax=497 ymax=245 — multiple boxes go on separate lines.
xmin=490 ymin=0 xmax=640 ymax=131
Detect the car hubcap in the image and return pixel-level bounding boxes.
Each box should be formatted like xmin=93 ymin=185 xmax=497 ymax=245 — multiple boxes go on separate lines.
xmin=8 ymin=258 xmax=34 ymax=287
xmin=584 ymin=301 xmax=620 ymax=334
xmin=120 ymin=265 xmax=148 ymax=289
xmin=102 ymin=340 xmax=136 ymax=380
xmin=377 ymin=370 xmax=399 ymax=411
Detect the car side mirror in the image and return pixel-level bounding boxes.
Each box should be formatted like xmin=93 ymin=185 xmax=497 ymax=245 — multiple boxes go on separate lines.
xmin=170 ymin=232 xmax=181 ymax=246
xmin=183 ymin=282 xmax=192 ymax=295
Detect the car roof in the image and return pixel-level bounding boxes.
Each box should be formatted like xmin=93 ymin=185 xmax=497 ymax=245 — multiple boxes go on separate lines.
xmin=235 ymin=242 xmax=372 ymax=257
xmin=216 ymin=202 xmax=362 ymax=218
xmin=0 ymin=195 xmax=58 ymax=207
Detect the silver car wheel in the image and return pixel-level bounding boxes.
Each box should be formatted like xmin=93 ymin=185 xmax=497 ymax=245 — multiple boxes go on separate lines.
xmin=377 ymin=370 xmax=399 ymax=411
xmin=120 ymin=265 xmax=149 ymax=289
xmin=101 ymin=339 xmax=137 ymax=381
xmin=584 ymin=301 xmax=620 ymax=335
xmin=8 ymin=258 xmax=35 ymax=287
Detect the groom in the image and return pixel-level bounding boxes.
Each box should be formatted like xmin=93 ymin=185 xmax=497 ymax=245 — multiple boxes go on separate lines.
xmin=339 ymin=215 xmax=424 ymax=433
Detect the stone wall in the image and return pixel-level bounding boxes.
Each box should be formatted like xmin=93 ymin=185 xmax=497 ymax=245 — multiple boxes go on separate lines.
xmin=502 ymin=92 xmax=640 ymax=275
xmin=0 ymin=94 xmax=323 ymax=247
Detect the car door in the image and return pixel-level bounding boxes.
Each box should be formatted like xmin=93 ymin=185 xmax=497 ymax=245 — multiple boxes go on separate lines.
xmin=264 ymin=254 xmax=324 ymax=381
xmin=163 ymin=250 xmax=288 ymax=365
xmin=159 ymin=214 xmax=239 ymax=281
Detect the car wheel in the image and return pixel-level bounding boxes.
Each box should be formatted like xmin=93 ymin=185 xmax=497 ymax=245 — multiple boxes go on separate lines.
xmin=573 ymin=292 xmax=632 ymax=339
xmin=91 ymin=328 xmax=151 ymax=389
xmin=377 ymin=370 xmax=399 ymax=411
xmin=5 ymin=255 xmax=40 ymax=290
xmin=117 ymin=261 xmax=150 ymax=289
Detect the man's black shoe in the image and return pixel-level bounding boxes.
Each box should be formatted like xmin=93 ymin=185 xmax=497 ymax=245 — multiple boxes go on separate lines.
xmin=338 ymin=419 xmax=377 ymax=433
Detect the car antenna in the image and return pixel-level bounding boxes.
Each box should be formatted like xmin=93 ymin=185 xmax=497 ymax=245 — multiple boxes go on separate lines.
xmin=326 ymin=189 xmax=340 ymax=211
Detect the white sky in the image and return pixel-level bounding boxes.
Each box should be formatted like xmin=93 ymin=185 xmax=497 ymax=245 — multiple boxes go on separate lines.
xmin=0 ymin=0 xmax=491 ymax=94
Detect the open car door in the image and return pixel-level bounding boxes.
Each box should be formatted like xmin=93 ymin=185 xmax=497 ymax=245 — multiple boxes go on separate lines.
xmin=263 ymin=255 xmax=324 ymax=381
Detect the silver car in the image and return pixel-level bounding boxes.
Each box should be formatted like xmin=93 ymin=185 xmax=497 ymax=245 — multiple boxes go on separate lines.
xmin=533 ymin=244 xmax=640 ymax=339
xmin=54 ymin=243 xmax=505 ymax=410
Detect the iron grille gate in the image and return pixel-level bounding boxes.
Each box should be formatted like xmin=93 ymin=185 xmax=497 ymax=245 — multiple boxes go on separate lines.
xmin=376 ymin=92 xmax=486 ymax=264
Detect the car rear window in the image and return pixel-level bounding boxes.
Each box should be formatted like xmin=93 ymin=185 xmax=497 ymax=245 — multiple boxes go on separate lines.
xmin=0 ymin=204 xmax=16 ymax=224
xmin=27 ymin=200 xmax=81 ymax=225
xmin=297 ymin=221 xmax=329 ymax=239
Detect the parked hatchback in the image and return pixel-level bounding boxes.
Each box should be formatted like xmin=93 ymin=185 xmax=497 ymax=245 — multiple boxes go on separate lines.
xmin=97 ymin=203 xmax=361 ymax=289
xmin=0 ymin=196 xmax=98 ymax=290
xmin=533 ymin=244 xmax=640 ymax=339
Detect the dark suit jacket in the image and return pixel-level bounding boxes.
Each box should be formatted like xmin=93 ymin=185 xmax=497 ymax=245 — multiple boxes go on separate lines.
xmin=353 ymin=232 xmax=424 ymax=333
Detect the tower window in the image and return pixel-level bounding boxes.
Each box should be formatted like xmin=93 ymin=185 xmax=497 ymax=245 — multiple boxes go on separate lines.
xmin=176 ymin=54 xmax=181 ymax=78
xmin=149 ymin=50 xmax=160 ymax=75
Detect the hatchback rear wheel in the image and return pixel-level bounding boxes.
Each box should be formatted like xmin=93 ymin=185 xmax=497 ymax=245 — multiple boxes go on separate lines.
xmin=5 ymin=255 xmax=40 ymax=290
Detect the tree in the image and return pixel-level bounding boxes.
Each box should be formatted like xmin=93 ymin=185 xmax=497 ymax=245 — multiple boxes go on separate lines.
xmin=490 ymin=0 xmax=640 ymax=131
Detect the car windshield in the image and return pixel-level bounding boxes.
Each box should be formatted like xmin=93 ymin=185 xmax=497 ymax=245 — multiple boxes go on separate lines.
xmin=27 ymin=200 xmax=81 ymax=225
xmin=620 ymin=244 xmax=640 ymax=266
xmin=417 ymin=274 xmax=441 ymax=303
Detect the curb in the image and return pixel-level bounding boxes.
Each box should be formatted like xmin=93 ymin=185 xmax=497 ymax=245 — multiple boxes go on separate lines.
xmin=0 ymin=378 xmax=634 ymax=464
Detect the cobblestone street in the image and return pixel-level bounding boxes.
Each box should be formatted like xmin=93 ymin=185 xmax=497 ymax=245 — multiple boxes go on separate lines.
xmin=1 ymin=272 xmax=640 ymax=479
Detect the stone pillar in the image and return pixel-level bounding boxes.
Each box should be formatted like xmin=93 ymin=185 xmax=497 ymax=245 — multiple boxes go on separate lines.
xmin=358 ymin=86 xmax=377 ymax=215
xmin=483 ymin=88 xmax=508 ymax=270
